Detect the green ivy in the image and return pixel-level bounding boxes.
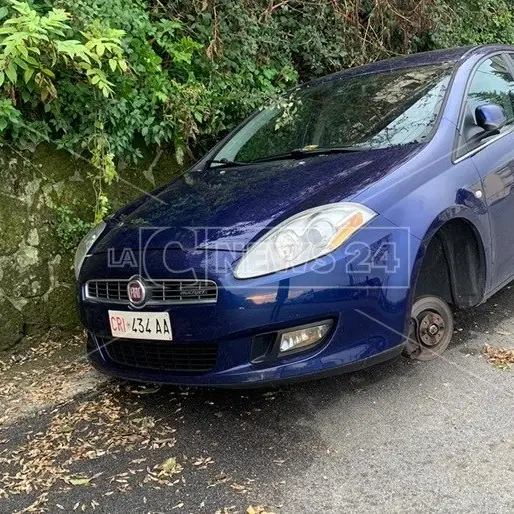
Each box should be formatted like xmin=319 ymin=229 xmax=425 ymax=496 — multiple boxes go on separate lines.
xmin=53 ymin=205 xmax=93 ymax=251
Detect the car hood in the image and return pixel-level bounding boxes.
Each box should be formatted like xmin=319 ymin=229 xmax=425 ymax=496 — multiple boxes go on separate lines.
xmin=93 ymin=146 xmax=418 ymax=254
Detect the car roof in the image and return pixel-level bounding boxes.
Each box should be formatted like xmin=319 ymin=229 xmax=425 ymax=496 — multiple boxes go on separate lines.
xmin=307 ymin=44 xmax=514 ymax=85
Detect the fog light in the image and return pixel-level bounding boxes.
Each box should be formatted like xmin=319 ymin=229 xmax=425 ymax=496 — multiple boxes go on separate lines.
xmin=279 ymin=321 xmax=332 ymax=354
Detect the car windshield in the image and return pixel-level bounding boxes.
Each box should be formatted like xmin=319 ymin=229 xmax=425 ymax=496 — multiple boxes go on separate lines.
xmin=212 ymin=63 xmax=454 ymax=165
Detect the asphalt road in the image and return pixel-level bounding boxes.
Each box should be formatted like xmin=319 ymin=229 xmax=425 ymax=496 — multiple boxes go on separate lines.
xmin=2 ymin=286 xmax=514 ymax=513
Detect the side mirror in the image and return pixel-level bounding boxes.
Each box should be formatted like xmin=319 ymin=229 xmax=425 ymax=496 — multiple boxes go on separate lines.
xmin=475 ymin=104 xmax=507 ymax=134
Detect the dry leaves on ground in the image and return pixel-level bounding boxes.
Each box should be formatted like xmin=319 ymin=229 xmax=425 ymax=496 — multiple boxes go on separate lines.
xmin=482 ymin=344 xmax=514 ymax=369
xmin=1 ymin=332 xmax=278 ymax=513
xmin=0 ymin=331 xmax=103 ymax=426
xmin=0 ymin=385 xmax=177 ymax=498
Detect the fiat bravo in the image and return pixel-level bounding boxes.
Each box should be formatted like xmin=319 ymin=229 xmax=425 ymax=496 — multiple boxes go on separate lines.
xmin=77 ymin=44 xmax=514 ymax=386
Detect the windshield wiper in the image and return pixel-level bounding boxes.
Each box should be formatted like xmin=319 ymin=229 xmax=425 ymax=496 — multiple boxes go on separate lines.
xmin=206 ymin=158 xmax=252 ymax=168
xmin=249 ymin=146 xmax=368 ymax=164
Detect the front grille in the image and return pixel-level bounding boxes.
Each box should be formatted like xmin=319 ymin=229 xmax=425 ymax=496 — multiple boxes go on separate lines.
xmin=99 ymin=337 xmax=218 ymax=372
xmin=85 ymin=279 xmax=218 ymax=305
xmin=88 ymin=281 xmax=130 ymax=302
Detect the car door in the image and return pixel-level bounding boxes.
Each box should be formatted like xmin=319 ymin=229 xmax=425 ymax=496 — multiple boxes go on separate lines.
xmin=455 ymin=53 xmax=514 ymax=289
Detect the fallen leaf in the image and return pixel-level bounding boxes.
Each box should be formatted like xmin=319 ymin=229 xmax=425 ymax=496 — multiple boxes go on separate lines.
xmin=247 ymin=506 xmax=276 ymax=514
xmin=231 ymin=483 xmax=247 ymax=493
xmin=66 ymin=476 xmax=94 ymax=486
xmin=157 ymin=457 xmax=183 ymax=476
xmin=131 ymin=385 xmax=161 ymax=395
xmin=64 ymin=471 xmax=103 ymax=486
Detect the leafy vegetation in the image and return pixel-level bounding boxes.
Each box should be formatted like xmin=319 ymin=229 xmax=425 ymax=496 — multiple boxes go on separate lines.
xmin=53 ymin=205 xmax=93 ymax=251
xmin=431 ymin=0 xmax=514 ymax=49
xmin=0 ymin=0 xmax=514 ymax=222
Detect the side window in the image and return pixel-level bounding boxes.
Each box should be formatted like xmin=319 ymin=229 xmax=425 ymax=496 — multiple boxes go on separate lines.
xmin=467 ymin=55 xmax=514 ymax=123
xmin=458 ymin=54 xmax=514 ymax=157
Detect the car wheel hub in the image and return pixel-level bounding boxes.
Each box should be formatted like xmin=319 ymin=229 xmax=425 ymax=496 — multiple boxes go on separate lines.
xmin=403 ymin=295 xmax=454 ymax=361
xmin=418 ymin=311 xmax=445 ymax=347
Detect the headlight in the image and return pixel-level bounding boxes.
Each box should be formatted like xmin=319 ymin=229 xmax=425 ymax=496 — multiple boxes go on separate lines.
xmin=74 ymin=221 xmax=106 ymax=280
xmin=234 ymin=203 xmax=376 ymax=279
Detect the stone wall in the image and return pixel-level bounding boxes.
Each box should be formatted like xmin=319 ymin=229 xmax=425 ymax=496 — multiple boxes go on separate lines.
xmin=0 ymin=143 xmax=181 ymax=351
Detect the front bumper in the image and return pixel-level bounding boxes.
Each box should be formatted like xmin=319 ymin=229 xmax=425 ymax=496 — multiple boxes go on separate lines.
xmin=79 ymin=217 xmax=418 ymax=387
xmin=86 ymin=332 xmax=404 ymax=387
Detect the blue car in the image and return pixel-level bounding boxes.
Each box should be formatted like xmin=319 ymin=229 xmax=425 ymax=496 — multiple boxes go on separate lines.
xmin=76 ymin=44 xmax=514 ymax=387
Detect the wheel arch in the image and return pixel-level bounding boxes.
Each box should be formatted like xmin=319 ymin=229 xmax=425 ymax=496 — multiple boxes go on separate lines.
xmin=412 ymin=215 xmax=487 ymax=309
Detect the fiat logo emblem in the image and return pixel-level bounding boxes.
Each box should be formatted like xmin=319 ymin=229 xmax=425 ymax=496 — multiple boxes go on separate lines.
xmin=127 ymin=278 xmax=146 ymax=306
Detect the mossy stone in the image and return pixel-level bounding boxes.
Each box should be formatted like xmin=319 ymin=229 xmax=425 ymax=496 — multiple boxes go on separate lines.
xmin=52 ymin=253 xmax=75 ymax=284
xmin=32 ymin=143 xmax=88 ymax=184
xmin=1 ymin=252 xmax=50 ymax=298
xmin=0 ymin=196 xmax=27 ymax=256
xmin=0 ymin=144 xmax=185 ymax=349
xmin=21 ymin=297 xmax=50 ymax=335
xmin=0 ymin=299 xmax=24 ymax=351
xmin=47 ymin=285 xmax=80 ymax=328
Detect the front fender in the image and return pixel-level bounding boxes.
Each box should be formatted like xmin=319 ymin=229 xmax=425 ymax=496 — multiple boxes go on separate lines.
xmin=389 ymin=201 xmax=491 ymax=298
xmin=357 ymin=136 xmax=491 ymax=297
